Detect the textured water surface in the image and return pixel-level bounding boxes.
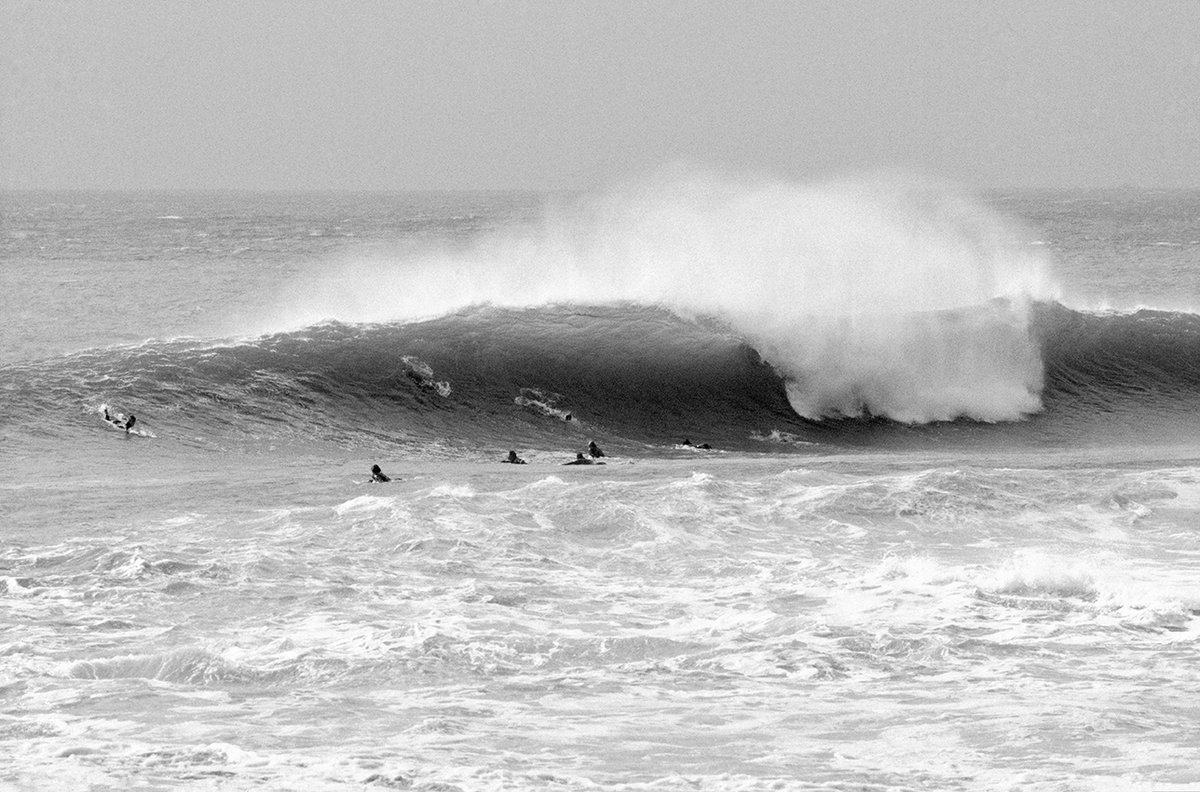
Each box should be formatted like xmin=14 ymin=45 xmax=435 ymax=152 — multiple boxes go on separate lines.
xmin=2 ymin=184 xmax=1199 ymax=790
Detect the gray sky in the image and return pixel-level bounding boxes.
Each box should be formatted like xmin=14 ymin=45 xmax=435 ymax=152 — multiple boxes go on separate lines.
xmin=3 ymin=0 xmax=1199 ymax=190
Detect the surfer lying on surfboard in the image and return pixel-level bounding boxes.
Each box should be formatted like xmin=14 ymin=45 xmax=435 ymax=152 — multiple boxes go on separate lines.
xmin=104 ymin=408 xmax=137 ymax=433
xmin=370 ymin=464 xmax=391 ymax=483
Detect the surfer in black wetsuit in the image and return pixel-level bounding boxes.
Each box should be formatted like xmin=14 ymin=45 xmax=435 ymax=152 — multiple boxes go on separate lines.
xmin=370 ymin=464 xmax=391 ymax=482
xmin=503 ymin=450 xmax=527 ymax=464
xmin=563 ymin=453 xmax=593 ymax=466
xmin=587 ymin=441 xmax=605 ymax=458
xmin=105 ymin=408 xmax=135 ymax=432
xmin=682 ymin=438 xmax=712 ymax=449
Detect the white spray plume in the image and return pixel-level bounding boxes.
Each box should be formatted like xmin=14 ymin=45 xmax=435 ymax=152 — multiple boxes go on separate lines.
xmin=276 ymin=168 xmax=1061 ymax=423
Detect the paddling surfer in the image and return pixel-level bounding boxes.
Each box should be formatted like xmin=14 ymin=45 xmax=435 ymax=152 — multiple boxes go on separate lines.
xmin=105 ymin=408 xmax=136 ymax=432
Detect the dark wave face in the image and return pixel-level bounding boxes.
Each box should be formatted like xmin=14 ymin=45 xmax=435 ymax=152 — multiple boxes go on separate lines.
xmin=1039 ymin=303 xmax=1200 ymax=401
xmin=1 ymin=305 xmax=797 ymax=455
xmin=1029 ymin=303 xmax=1200 ymax=447
xmin=4 ymin=302 xmax=1200 ymax=456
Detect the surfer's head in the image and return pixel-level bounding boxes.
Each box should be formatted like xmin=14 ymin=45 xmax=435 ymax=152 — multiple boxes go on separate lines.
xmin=371 ymin=464 xmax=382 ymax=475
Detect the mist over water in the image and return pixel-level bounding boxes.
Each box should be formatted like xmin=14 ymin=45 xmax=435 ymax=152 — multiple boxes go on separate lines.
xmin=277 ymin=171 xmax=1061 ymax=423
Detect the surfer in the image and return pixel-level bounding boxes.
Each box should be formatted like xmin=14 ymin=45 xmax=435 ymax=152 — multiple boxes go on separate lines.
xmin=587 ymin=441 xmax=605 ymax=458
xmin=682 ymin=438 xmax=712 ymax=449
xmin=370 ymin=464 xmax=391 ymax=483
xmin=503 ymin=450 xmax=527 ymax=464
xmin=563 ymin=453 xmax=593 ymax=466
xmin=105 ymin=408 xmax=136 ymax=432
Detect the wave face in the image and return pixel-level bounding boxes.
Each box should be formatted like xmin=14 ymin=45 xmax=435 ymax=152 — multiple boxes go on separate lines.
xmin=1 ymin=306 xmax=792 ymax=452
xmin=1037 ymin=304 xmax=1200 ymax=426
xmin=5 ymin=302 xmax=1200 ymax=454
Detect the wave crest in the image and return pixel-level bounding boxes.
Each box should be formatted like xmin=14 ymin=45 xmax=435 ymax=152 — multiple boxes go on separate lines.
xmin=272 ymin=170 xmax=1059 ymax=423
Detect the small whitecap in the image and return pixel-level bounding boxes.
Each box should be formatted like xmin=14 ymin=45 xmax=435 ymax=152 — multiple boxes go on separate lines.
xmin=333 ymin=495 xmax=394 ymax=516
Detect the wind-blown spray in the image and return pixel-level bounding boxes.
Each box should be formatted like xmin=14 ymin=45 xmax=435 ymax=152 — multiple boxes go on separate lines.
xmin=280 ymin=170 xmax=1061 ymax=422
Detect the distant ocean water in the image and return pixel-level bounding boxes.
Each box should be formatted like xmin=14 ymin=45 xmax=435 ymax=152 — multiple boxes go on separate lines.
xmin=2 ymin=178 xmax=1199 ymax=791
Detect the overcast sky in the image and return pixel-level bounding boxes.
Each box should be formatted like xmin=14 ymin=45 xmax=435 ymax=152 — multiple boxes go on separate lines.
xmin=3 ymin=1 xmax=1199 ymax=191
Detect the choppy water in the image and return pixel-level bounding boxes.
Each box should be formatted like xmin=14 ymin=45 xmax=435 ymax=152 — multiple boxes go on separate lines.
xmin=2 ymin=177 xmax=1199 ymax=791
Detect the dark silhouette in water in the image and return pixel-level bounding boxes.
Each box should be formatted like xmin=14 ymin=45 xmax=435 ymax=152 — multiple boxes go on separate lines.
xmin=682 ymin=438 xmax=712 ymax=449
xmin=104 ymin=408 xmax=136 ymax=433
xmin=588 ymin=441 xmax=605 ymax=458
xmin=563 ymin=453 xmax=593 ymax=466
xmin=503 ymin=450 xmax=527 ymax=464
xmin=370 ymin=464 xmax=391 ymax=482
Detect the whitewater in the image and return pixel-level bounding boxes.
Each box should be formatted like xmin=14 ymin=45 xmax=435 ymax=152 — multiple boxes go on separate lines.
xmin=2 ymin=175 xmax=1199 ymax=791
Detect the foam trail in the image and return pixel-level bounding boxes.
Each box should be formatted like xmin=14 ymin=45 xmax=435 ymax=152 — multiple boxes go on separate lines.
xmin=276 ymin=169 xmax=1061 ymax=423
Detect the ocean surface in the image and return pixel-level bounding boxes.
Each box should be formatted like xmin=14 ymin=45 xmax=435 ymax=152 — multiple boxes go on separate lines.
xmin=2 ymin=176 xmax=1199 ymax=791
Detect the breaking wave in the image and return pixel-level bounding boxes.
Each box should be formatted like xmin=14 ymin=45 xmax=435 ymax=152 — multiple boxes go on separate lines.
xmin=3 ymin=301 xmax=1199 ymax=453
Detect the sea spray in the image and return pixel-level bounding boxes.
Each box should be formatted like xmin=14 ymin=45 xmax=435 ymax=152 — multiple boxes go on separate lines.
xmin=268 ymin=171 xmax=1062 ymax=422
